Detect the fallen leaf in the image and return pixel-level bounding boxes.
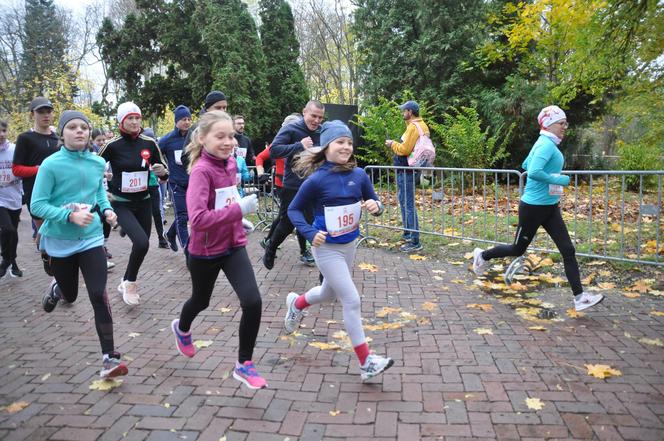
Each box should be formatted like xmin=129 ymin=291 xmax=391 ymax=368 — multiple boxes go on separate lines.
xmin=421 ymin=302 xmax=438 ymax=312
xmin=451 ymin=279 xmax=465 ymax=284
xmin=525 ymin=397 xmax=545 ymax=410
xmin=474 ymin=328 xmax=493 ymax=335
xmin=409 ymin=254 xmax=427 ymax=261
xmin=463 ymin=252 xmax=474 ymax=259
xmin=638 ymin=337 xmax=663 ymax=347
xmin=219 ymin=307 xmax=232 ymax=313
xmin=164 ymin=403 xmax=170 ymax=408
xmin=432 ymin=269 xmax=446 ymax=274
xmin=566 ymin=308 xmax=585 ymax=318
xmin=623 ymin=292 xmax=640 ymax=299
xmin=581 ymin=274 xmax=596 ymax=285
xmin=358 ymin=263 xmax=379 ymax=272
xmin=585 ymin=364 xmax=622 ymax=379
xmin=41 ymin=373 xmax=51 ymax=381
xmin=376 ymin=306 xmax=402 ymax=317
xmin=127 ymin=332 xmax=141 ymax=338
xmin=587 ymin=260 xmax=607 ymax=266
xmin=466 ymin=303 xmax=493 ymax=312
xmin=448 ymin=260 xmax=465 ymax=265
xmin=650 ymin=310 xmax=664 ymax=317
xmin=596 ymin=282 xmax=616 ymax=290
xmin=329 ymin=410 xmax=341 ymax=416
xmin=1 ymin=401 xmax=29 ymax=413
xmin=365 ymin=322 xmax=404 ymax=331
xmin=326 ymin=320 xmax=338 ymax=324
xmin=627 ymin=280 xmax=652 ymax=294
xmin=89 ymin=379 xmax=123 ymax=391
xmin=193 ymin=340 xmax=213 ymax=349
xmin=417 ymin=317 xmax=431 ymax=325
xmin=309 ymin=342 xmax=342 ymax=350
xmin=400 ymin=311 xmax=417 ymax=321
xmin=528 ymin=326 xmax=548 ymax=331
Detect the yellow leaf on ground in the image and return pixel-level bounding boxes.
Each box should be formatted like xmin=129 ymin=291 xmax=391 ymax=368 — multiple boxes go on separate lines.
xmin=538 ymin=273 xmax=566 ymax=284
xmin=585 ymin=364 xmax=622 ymax=379
xmin=464 ymin=252 xmax=474 ymax=259
xmin=627 ymin=280 xmax=652 ymax=293
xmin=448 ymin=261 xmax=465 ymax=265
xmin=193 ymin=340 xmax=213 ymax=349
xmin=466 ymin=303 xmax=493 ymax=312
xmin=400 ymin=311 xmax=417 ymax=321
xmin=409 ymin=254 xmax=427 ymax=261
xmin=598 ymin=270 xmax=612 ymax=277
xmin=329 ymin=410 xmax=341 ymax=416
xmin=326 ymin=320 xmax=338 ymax=324
xmin=581 ymin=274 xmax=596 ymax=285
xmin=525 ymin=397 xmax=545 ymax=410
xmin=127 ymin=332 xmax=141 ymax=338
xmin=528 ymin=326 xmax=548 ymax=331
xmin=417 ymin=317 xmax=431 ymax=325
xmin=358 ymin=263 xmax=379 ymax=272
xmin=1 ymin=401 xmax=29 ymax=413
xmin=623 ymin=292 xmax=640 ymax=299
xmin=587 ymin=260 xmax=607 ymax=266
xmin=451 ymin=279 xmax=465 ymax=284
xmin=566 ymin=308 xmax=585 ymax=318
xmin=219 ymin=307 xmax=232 ymax=313
xmin=650 ymin=310 xmax=664 ymax=317
xmin=474 ymin=328 xmax=493 ymax=335
xmin=432 ymin=269 xmax=446 ymax=274
xmin=596 ymin=282 xmax=616 ymax=290
xmin=89 ymin=379 xmax=123 ymax=391
xmin=41 ymin=373 xmax=51 ymax=381
xmin=365 ymin=322 xmax=404 ymax=331
xmin=421 ymin=302 xmax=438 ymax=312
xmin=376 ymin=307 xmax=402 ymax=318
xmin=309 ymin=342 xmax=342 ymax=350
xmin=439 ymin=286 xmax=450 ymax=291
xmin=638 ymin=337 xmax=663 ymax=347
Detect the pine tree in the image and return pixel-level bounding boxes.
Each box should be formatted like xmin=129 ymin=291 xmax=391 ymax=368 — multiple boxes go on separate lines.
xmin=20 ymin=0 xmax=72 ymax=102
xmin=259 ymin=0 xmax=309 ymax=133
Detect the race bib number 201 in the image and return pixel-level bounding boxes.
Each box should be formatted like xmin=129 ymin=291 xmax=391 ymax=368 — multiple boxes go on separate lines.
xmin=121 ymin=171 xmax=148 ymax=193
xmin=324 ymin=201 xmax=362 ymax=237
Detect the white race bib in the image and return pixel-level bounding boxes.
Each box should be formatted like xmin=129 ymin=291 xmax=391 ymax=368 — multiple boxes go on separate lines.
xmin=236 ymin=148 xmax=247 ymax=159
xmin=121 ymin=171 xmax=148 ymax=193
xmin=548 ymin=184 xmax=563 ymax=196
xmin=324 ymin=201 xmax=362 ymax=237
xmin=0 ymin=168 xmax=16 ymax=187
xmin=174 ymin=150 xmax=182 ymax=165
xmin=214 ymin=185 xmax=241 ymax=210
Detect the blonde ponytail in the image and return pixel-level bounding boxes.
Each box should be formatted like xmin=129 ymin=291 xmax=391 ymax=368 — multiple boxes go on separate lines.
xmin=185 ymin=110 xmax=233 ymax=173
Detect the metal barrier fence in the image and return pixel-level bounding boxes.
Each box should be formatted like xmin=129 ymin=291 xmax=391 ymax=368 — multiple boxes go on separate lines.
xmin=361 ymin=166 xmax=664 ymax=267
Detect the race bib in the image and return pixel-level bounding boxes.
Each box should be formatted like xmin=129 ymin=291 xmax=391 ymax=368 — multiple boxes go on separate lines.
xmin=174 ymin=150 xmax=182 ymax=165
xmin=236 ymin=148 xmax=247 ymax=159
xmin=548 ymin=184 xmax=563 ymax=196
xmin=324 ymin=201 xmax=362 ymax=237
xmin=214 ymin=185 xmax=241 ymax=210
xmin=121 ymin=171 xmax=148 ymax=193
xmin=0 ymin=168 xmax=16 ymax=187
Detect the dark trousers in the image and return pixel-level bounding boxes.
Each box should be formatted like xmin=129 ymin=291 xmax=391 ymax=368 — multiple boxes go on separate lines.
xmin=167 ymin=183 xmax=189 ymax=248
xmin=50 ymin=246 xmax=114 ymax=354
xmin=265 ymin=187 xmax=307 ymax=254
xmin=112 ymin=200 xmax=151 ymax=281
xmin=148 ymin=186 xmax=164 ymax=239
xmin=0 ymin=207 xmax=21 ymax=262
xmin=483 ymin=201 xmax=583 ymax=295
xmin=267 ymin=187 xmax=313 ymax=254
xmin=180 ymin=247 xmax=262 ymax=363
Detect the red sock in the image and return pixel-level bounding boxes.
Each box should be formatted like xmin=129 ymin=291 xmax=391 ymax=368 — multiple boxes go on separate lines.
xmin=354 ymin=343 xmax=369 ymax=366
xmin=295 ymin=294 xmax=310 ymax=310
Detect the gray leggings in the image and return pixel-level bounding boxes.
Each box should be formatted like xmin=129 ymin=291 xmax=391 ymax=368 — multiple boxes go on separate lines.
xmin=305 ymin=241 xmax=366 ymax=347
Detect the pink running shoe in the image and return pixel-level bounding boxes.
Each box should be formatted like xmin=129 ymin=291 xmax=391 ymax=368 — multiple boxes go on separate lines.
xmin=233 ymin=361 xmax=267 ymax=389
xmin=171 ymin=319 xmax=195 ymax=358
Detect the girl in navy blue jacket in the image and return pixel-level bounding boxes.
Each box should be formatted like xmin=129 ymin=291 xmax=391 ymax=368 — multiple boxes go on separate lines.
xmin=285 ymin=120 xmax=394 ymax=382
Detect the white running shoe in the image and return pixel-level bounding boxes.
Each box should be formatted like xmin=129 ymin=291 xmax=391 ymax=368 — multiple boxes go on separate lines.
xmin=360 ymin=354 xmax=394 ymax=382
xmin=284 ymin=292 xmax=305 ymax=333
xmin=118 ymin=280 xmax=140 ymax=306
xmin=472 ymin=248 xmax=490 ymax=275
xmin=574 ymin=292 xmax=604 ymax=311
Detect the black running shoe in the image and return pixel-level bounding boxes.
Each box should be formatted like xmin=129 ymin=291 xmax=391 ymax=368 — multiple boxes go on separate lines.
xmin=262 ymin=249 xmax=275 ymax=270
xmin=0 ymin=260 xmax=9 ymax=278
xmin=9 ymin=260 xmax=22 ymax=277
xmin=42 ymin=281 xmax=61 ymax=313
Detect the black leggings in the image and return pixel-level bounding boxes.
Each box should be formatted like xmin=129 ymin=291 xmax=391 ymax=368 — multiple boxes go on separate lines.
xmin=50 ymin=246 xmax=114 ymax=354
xmin=265 ymin=188 xmax=307 ymax=254
xmin=180 ymin=247 xmax=262 ymax=363
xmin=0 ymin=207 xmax=21 ymax=262
xmin=148 ymin=185 xmax=164 ymax=239
xmin=112 ymin=200 xmax=151 ymax=281
xmin=483 ymin=201 xmax=582 ymax=295
xmin=267 ymin=188 xmax=313 ymax=254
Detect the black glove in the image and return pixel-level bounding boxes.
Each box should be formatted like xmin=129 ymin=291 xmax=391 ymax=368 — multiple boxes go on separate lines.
xmin=258 ymin=173 xmax=270 ymax=185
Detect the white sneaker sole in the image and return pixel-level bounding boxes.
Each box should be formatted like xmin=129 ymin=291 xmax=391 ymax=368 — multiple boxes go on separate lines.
xmin=232 ymin=371 xmax=267 ymax=390
xmin=575 ymin=295 xmax=605 ymax=311
xmin=361 ymin=358 xmax=394 ymax=382
xmin=100 ymin=363 xmax=128 ymax=379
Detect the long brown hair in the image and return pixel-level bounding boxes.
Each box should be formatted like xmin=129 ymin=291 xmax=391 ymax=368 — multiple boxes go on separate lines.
xmin=185 ymin=110 xmax=233 ymax=173
xmin=292 ymin=145 xmax=357 ymax=178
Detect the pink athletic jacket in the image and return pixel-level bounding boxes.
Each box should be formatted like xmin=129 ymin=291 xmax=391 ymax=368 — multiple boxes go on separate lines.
xmin=186 ymin=150 xmax=247 ymax=257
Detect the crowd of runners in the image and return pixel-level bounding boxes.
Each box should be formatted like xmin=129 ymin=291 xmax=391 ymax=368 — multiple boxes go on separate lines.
xmin=0 ymin=92 xmax=604 ymax=389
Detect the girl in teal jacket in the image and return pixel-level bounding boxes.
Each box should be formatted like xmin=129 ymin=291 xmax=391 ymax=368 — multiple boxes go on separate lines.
xmin=31 ymin=110 xmax=128 ymax=380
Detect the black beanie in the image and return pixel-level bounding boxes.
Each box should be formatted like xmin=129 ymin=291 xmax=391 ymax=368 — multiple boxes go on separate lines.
xmin=204 ymin=91 xmax=227 ymax=110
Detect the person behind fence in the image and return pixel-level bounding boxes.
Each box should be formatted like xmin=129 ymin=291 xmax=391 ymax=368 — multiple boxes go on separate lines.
xmin=471 ymin=105 xmax=604 ymax=312
xmin=385 ymin=100 xmax=427 ymax=253
xmin=284 ymin=120 xmax=394 ymax=382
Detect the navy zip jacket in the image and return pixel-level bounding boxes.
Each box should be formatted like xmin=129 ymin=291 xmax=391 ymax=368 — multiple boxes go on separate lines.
xmin=269 ymin=118 xmax=321 ymax=190
xmin=288 ymin=162 xmax=379 ymax=244
xmin=158 ymin=127 xmax=189 ymax=187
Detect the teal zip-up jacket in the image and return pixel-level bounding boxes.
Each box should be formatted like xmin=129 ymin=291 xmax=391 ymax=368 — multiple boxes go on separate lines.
xmin=31 ymin=146 xmax=112 ymax=239
xmin=521 ymin=134 xmax=571 ymax=206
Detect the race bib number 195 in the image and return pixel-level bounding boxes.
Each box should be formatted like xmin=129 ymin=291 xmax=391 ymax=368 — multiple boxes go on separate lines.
xmin=324 ymin=201 xmax=362 ymax=237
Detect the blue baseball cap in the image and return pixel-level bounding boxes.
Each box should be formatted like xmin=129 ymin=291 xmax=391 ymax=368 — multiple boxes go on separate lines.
xmin=398 ymin=100 xmax=420 ymax=113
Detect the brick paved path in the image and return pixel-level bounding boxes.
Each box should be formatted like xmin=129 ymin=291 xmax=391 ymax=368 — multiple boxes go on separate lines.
xmin=1 ymin=210 xmax=663 ymax=440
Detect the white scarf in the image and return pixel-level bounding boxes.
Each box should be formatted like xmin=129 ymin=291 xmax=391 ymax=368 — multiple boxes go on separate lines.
xmin=539 ymin=130 xmax=562 ymax=146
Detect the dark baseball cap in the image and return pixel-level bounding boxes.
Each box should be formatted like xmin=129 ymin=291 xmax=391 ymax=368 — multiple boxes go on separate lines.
xmin=398 ymin=100 xmax=420 ymax=113
xmin=30 ymin=97 xmax=54 ymax=112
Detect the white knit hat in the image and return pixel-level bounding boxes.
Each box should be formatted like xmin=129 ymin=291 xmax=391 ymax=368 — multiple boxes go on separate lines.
xmin=537 ymin=105 xmax=566 ymax=128
xmin=116 ymin=102 xmax=142 ymax=124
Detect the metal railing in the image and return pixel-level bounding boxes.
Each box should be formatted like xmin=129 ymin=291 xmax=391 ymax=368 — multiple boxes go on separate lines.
xmin=360 ymin=166 xmax=664 ymax=267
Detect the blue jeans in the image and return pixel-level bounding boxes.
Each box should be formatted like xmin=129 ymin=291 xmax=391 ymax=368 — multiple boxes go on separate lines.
xmin=167 ymin=183 xmax=189 ymax=248
xmin=396 ymin=170 xmax=419 ymax=244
